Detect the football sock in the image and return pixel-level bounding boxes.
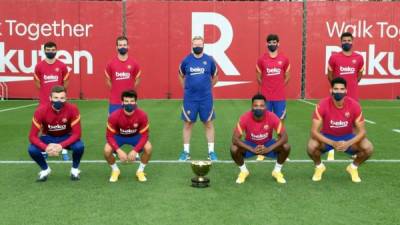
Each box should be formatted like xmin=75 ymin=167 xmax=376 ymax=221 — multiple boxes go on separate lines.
xmin=208 ymin=143 xmax=214 ymax=153
xmin=184 ymin=144 xmax=190 ymax=153
xmin=137 ymin=163 xmax=146 ymax=172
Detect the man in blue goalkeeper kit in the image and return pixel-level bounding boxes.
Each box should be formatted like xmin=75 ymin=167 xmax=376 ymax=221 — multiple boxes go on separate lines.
xmin=178 ymin=36 xmax=219 ymax=161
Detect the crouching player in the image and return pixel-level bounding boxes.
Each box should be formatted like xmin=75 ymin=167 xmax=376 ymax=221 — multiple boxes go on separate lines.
xmin=104 ymin=90 xmax=152 ymax=182
xmin=230 ymin=94 xmax=291 ymax=184
xmin=28 ymin=85 xmax=84 ymax=181
xmin=307 ymin=77 xmax=373 ymax=183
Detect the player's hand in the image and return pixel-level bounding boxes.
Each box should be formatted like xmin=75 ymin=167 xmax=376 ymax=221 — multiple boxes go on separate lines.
xmin=259 ymin=146 xmax=271 ymax=155
xmin=46 ymin=144 xmax=59 ymax=157
xmin=116 ymin=149 xmax=128 ymax=163
xmin=254 ymin=145 xmax=264 ymax=154
xmin=53 ymin=144 xmax=63 ymax=154
xmin=331 ymin=141 xmax=341 ymax=151
xmin=128 ymin=150 xmax=138 ymax=162
xmin=336 ymin=141 xmax=350 ymax=152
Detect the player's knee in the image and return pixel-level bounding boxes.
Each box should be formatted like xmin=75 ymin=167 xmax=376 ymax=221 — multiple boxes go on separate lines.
xmin=203 ymin=121 xmax=213 ymax=128
xmin=28 ymin=145 xmax=41 ymax=155
xmin=283 ymin=143 xmax=291 ymax=153
xmin=71 ymin=141 xmax=85 ymax=153
xmin=104 ymin=144 xmax=113 ymax=155
xmin=144 ymin=142 xmax=152 ymax=154
xmin=230 ymin=144 xmax=239 ymax=155
xmin=364 ymin=142 xmax=374 ymax=156
xmin=184 ymin=122 xmax=193 ymax=129
xmin=307 ymin=139 xmax=319 ymax=153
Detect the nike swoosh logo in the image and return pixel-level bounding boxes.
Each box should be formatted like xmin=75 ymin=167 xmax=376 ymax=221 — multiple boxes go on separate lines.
xmin=215 ymin=81 xmax=252 ymax=87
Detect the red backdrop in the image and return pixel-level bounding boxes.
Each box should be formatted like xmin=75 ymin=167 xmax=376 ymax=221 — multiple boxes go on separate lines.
xmin=1 ymin=1 xmax=399 ymax=100
xmin=306 ymin=2 xmax=400 ymax=99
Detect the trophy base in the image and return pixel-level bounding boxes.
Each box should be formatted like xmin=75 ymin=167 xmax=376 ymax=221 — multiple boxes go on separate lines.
xmin=191 ymin=177 xmax=210 ymax=188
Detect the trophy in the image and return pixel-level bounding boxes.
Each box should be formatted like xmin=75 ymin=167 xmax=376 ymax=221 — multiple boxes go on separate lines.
xmin=191 ymin=160 xmax=212 ymax=188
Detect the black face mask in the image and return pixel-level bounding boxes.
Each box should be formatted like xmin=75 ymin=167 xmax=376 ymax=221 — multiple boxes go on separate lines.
xmin=252 ymin=108 xmax=265 ymax=118
xmin=52 ymin=101 xmax=64 ymax=110
xmin=45 ymin=52 xmax=56 ymax=59
xmin=118 ymin=47 xmax=128 ymax=55
xmin=123 ymin=103 xmax=137 ymax=113
xmin=192 ymin=47 xmax=204 ymax=55
xmin=267 ymin=44 xmax=278 ymax=52
xmin=332 ymin=92 xmax=346 ymax=101
xmin=341 ymin=43 xmax=352 ymax=52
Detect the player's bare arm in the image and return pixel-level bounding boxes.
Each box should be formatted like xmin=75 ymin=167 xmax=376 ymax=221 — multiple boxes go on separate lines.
xmin=134 ymin=70 xmax=142 ymax=88
xmin=105 ymin=70 xmax=112 ymax=88
xmin=256 ymin=65 xmax=262 ymax=85
xmin=311 ymin=118 xmax=336 ymax=147
xmin=232 ymin=131 xmax=256 ymax=153
xmin=284 ymin=64 xmax=291 ymax=85
xmin=260 ymin=130 xmax=288 ymax=155
xmin=327 ymin=66 xmax=333 ymax=82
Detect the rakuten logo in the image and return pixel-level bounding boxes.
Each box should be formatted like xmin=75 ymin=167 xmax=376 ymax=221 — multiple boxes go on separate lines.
xmin=0 ymin=42 xmax=93 ymax=82
xmin=326 ymin=45 xmax=400 ymax=85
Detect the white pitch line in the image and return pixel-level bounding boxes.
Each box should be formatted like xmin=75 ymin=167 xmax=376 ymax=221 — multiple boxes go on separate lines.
xmin=298 ymin=99 xmax=376 ymax=124
xmin=392 ymin=129 xmax=400 ymax=133
xmin=0 ymin=103 xmax=37 ymax=113
xmin=1 ymin=159 xmax=400 ymax=164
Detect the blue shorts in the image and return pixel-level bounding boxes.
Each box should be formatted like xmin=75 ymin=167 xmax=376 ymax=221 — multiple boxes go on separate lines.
xmin=114 ymin=134 xmax=144 ymax=153
xmin=242 ymin=139 xmax=278 ymax=159
xmin=181 ymin=98 xmax=215 ymax=122
xmin=266 ymin=100 xmax=286 ymax=119
xmin=322 ymin=133 xmax=356 ymax=155
xmin=109 ymin=104 xmax=122 ymax=114
xmin=37 ymin=134 xmax=84 ymax=150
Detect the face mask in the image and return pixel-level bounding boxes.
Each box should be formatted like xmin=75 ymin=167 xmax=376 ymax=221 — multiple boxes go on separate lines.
xmin=123 ymin=103 xmax=137 ymax=113
xmin=252 ymin=108 xmax=265 ymax=118
xmin=267 ymin=44 xmax=278 ymax=52
xmin=192 ymin=47 xmax=203 ymax=55
xmin=45 ymin=52 xmax=56 ymax=59
xmin=118 ymin=47 xmax=128 ymax=55
xmin=52 ymin=101 xmax=64 ymax=110
xmin=332 ymin=92 xmax=346 ymax=101
xmin=341 ymin=43 xmax=352 ymax=52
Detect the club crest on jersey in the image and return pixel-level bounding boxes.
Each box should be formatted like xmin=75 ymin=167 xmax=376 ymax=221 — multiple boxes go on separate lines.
xmin=62 ymin=118 xmax=68 ymax=123
xmin=203 ymin=61 xmax=207 ymax=65
xmin=134 ymin=123 xmax=138 ymax=128
xmin=345 ymin=112 xmax=350 ymax=118
xmin=55 ymin=67 xmax=60 ymax=72
xmin=127 ymin=65 xmax=132 ymax=70
xmin=352 ymin=59 xmax=357 ymax=64
xmin=263 ymin=124 xmax=269 ymax=130
xmin=278 ymin=61 xmax=283 ymax=65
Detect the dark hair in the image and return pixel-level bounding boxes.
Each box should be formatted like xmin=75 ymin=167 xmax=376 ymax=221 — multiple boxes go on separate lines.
xmin=340 ymin=32 xmax=353 ymax=41
xmin=44 ymin=41 xmax=57 ymax=50
xmin=252 ymin=94 xmax=266 ymax=103
xmin=51 ymin=85 xmax=66 ymax=94
xmin=331 ymin=77 xmax=347 ymax=88
xmin=266 ymin=34 xmax=279 ymax=43
xmin=121 ymin=89 xmax=137 ymax=101
xmin=116 ymin=36 xmax=128 ymax=46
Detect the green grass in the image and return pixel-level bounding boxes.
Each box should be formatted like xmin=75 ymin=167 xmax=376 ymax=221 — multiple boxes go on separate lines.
xmin=0 ymin=99 xmax=399 ymax=225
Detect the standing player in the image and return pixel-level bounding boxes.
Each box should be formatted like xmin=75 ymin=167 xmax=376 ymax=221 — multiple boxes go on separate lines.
xmin=256 ymin=34 xmax=290 ymax=161
xmin=307 ymin=77 xmax=373 ymax=183
xmin=104 ymin=90 xmax=152 ymax=183
xmin=178 ymin=36 xmax=218 ymax=161
xmin=28 ymin=86 xmax=84 ymax=182
xmin=105 ymin=36 xmax=142 ymax=114
xmin=327 ymin=32 xmax=364 ymax=160
xmin=231 ymin=94 xmax=291 ymax=184
xmin=34 ymin=41 xmax=70 ymax=160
